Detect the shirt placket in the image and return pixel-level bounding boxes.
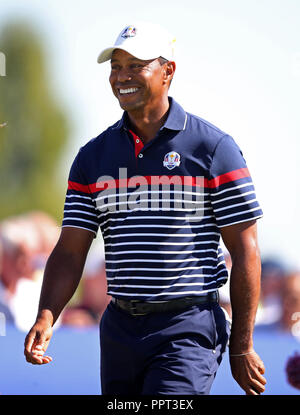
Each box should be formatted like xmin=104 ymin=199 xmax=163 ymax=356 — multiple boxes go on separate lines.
xmin=129 ymin=129 xmax=145 ymax=159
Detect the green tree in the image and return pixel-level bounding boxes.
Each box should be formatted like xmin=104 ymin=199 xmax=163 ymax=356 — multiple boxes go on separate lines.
xmin=0 ymin=22 xmax=69 ymax=221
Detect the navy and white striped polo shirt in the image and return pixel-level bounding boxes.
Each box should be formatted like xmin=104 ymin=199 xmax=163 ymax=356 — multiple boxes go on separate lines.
xmin=62 ymin=97 xmax=263 ymax=301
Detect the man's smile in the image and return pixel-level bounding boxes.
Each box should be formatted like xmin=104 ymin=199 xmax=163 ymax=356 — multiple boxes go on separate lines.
xmin=118 ymin=87 xmax=139 ymax=95
xmin=117 ymin=87 xmax=140 ymax=97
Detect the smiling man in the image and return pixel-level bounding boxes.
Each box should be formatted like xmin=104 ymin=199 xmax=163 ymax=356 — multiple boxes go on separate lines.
xmin=24 ymin=22 xmax=266 ymax=395
xmin=109 ymin=49 xmax=174 ymax=143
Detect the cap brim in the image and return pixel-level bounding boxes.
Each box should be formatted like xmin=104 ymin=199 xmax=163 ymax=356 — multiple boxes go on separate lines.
xmin=97 ymin=45 xmax=161 ymax=64
xmin=97 ymin=47 xmax=116 ymax=64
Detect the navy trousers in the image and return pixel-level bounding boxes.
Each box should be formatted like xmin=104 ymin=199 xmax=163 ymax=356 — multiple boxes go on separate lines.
xmin=100 ymin=300 xmax=230 ymax=395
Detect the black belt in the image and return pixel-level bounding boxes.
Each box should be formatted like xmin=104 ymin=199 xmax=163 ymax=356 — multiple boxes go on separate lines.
xmin=110 ymin=291 xmax=219 ymax=316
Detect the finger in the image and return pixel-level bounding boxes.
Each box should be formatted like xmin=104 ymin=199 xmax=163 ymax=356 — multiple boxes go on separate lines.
xmin=24 ymin=332 xmax=35 ymax=356
xmin=258 ymin=362 xmax=265 ymax=374
xmin=36 ymin=355 xmax=52 ymax=365
xmin=42 ymin=356 xmax=52 ymax=363
xmin=249 ymin=378 xmax=266 ymax=394
xmin=251 ymin=365 xmax=267 ymax=384
xmin=32 ymin=344 xmax=45 ymax=355
xmin=32 ymin=349 xmax=44 ymax=356
xmin=26 ymin=354 xmax=52 ymax=365
xmin=246 ymin=387 xmax=260 ymax=395
xmin=254 ymin=370 xmax=267 ymax=386
xmin=31 ymin=348 xmax=52 ymax=362
xmin=26 ymin=354 xmax=44 ymax=365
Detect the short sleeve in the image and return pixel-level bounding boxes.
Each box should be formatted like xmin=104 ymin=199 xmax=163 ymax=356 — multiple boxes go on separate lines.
xmin=62 ymin=150 xmax=100 ymax=236
xmin=209 ymin=135 xmax=263 ymax=228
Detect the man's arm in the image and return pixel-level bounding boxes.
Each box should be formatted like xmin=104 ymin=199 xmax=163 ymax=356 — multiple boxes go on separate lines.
xmin=24 ymin=227 xmax=94 ymax=365
xmin=221 ymin=219 xmax=266 ymax=395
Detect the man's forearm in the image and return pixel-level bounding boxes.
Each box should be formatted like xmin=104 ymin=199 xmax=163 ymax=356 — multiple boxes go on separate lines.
xmin=229 ymin=248 xmax=261 ymax=353
xmin=36 ymin=246 xmax=86 ymax=326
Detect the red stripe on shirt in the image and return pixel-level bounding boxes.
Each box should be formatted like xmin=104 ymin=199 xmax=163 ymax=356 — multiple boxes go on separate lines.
xmin=208 ymin=167 xmax=250 ymax=188
xmin=68 ymin=168 xmax=250 ymax=194
xmin=68 ymin=180 xmax=91 ymax=193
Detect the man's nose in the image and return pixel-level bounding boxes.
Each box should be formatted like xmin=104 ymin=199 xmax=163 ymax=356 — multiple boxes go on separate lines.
xmin=117 ymin=67 xmax=132 ymax=83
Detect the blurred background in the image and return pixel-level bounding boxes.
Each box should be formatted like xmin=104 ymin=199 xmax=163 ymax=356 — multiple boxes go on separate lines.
xmin=0 ymin=0 xmax=300 ymax=395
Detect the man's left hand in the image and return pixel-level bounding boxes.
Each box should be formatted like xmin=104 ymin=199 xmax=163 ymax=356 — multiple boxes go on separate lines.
xmin=229 ymin=350 xmax=267 ymax=395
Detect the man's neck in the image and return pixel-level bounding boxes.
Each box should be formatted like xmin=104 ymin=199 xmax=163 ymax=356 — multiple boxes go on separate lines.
xmin=127 ymin=96 xmax=170 ymax=144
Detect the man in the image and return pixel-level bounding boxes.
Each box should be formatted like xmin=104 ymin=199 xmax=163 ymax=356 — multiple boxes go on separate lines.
xmin=24 ymin=22 xmax=266 ymax=395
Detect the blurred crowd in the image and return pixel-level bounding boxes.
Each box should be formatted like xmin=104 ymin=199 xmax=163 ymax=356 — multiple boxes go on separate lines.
xmin=0 ymin=211 xmax=110 ymax=332
xmin=1 ymin=211 xmax=300 ymax=340
xmin=219 ymin=249 xmax=300 ymax=339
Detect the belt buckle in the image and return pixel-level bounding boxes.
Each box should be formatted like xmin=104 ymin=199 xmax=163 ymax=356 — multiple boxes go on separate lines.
xmin=130 ymin=301 xmax=147 ymax=316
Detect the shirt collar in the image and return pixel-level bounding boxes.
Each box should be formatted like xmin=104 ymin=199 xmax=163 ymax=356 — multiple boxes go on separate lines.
xmin=113 ymin=97 xmax=187 ymax=132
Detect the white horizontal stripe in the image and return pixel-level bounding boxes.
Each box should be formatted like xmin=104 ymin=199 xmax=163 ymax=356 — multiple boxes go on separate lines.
xmin=106 ymin=268 xmax=227 ymax=281
xmin=107 ymin=287 xmax=221 ymax=297
xmin=109 ymin=281 xmax=217 ymax=289
xmin=105 ymin=223 xmax=217 ymax=231
xmin=217 ymin=206 xmax=261 ymax=220
xmin=100 ymin=214 xmax=215 ymax=227
xmin=213 ymin=198 xmax=257 ymax=213
xmin=63 ymin=217 xmax=99 ymax=226
xmin=97 ymin=206 xmax=212 ymax=218
xmin=64 ymin=201 xmax=94 ymax=208
xmin=103 ymin=231 xmax=219 ymax=239
xmin=218 ymin=214 xmax=263 ymax=228
xmin=66 ymin=194 xmax=92 ymax=201
xmin=61 ymin=225 xmax=97 ymax=235
xmin=95 ymin=189 xmax=209 ymax=203
xmin=97 ymin=198 xmax=208 ymax=210
xmin=211 ymin=182 xmax=253 ymax=197
xmin=64 ymin=209 xmax=98 ymax=217
xmin=104 ymin=240 xmax=220 ymax=247
xmin=106 ymin=262 xmax=225 ymax=272
xmin=105 ymin=248 xmax=218 ymax=255
xmin=105 ymin=256 xmax=218 ymax=264
xmin=210 ymin=190 xmax=256 ymax=205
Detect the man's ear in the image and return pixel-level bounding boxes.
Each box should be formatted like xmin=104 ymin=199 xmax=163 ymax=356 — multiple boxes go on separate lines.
xmin=164 ymin=61 xmax=176 ymax=87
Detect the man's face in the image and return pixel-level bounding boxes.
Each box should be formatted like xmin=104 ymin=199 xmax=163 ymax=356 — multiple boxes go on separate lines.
xmin=109 ymin=49 xmax=168 ymax=112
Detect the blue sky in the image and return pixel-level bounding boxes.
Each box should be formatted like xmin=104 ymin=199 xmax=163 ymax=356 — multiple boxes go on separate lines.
xmin=0 ymin=0 xmax=299 ymax=266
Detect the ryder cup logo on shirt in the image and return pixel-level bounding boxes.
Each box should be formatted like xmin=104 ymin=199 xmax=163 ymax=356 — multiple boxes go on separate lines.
xmin=163 ymin=151 xmax=181 ymax=170
xmin=121 ymin=26 xmax=137 ymax=38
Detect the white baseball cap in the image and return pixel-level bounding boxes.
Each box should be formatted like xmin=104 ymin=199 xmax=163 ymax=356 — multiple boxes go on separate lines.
xmin=97 ymin=22 xmax=176 ymax=64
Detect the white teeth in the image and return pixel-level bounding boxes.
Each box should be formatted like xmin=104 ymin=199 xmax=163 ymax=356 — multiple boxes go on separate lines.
xmin=119 ymin=87 xmax=138 ymax=94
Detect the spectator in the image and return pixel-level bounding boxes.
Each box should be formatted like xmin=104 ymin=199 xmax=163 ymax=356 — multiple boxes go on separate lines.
xmin=0 ymin=213 xmax=60 ymax=332
xmin=23 ymin=211 xmax=60 ymax=271
xmin=255 ymin=258 xmax=286 ymax=326
xmin=0 ymin=216 xmax=41 ymax=330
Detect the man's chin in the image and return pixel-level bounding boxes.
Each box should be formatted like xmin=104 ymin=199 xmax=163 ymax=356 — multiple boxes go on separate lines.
xmin=117 ymin=98 xmax=144 ymax=112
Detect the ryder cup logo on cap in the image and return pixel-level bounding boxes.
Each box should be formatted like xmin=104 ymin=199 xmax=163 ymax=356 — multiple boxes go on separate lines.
xmin=121 ymin=26 xmax=137 ymax=38
xmin=163 ymin=151 xmax=181 ymax=170
xmin=97 ymin=21 xmax=175 ymax=63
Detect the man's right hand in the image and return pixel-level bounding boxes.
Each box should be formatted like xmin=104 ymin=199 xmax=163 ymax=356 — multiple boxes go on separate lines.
xmin=23 ymin=227 xmax=94 ymax=365
xmin=24 ymin=320 xmax=53 ymax=365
